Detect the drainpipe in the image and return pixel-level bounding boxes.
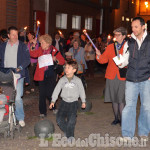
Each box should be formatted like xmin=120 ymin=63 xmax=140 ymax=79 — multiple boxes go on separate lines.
xmin=99 ymin=0 xmax=103 ymax=34
xmin=139 ymin=0 xmax=141 ymax=15
xmin=100 ymin=9 xmax=103 ymax=34
xmin=45 ymin=0 xmax=49 ymax=34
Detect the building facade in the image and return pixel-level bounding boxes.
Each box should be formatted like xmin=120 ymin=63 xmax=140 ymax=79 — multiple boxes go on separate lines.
xmin=1 ymin=0 xmax=150 ymax=37
xmin=0 ymin=0 xmax=30 ymax=30
xmin=31 ymin=0 xmax=120 ymax=38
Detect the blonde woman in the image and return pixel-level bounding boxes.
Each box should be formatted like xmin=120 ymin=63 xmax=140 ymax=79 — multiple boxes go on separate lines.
xmin=30 ymin=34 xmax=65 ymax=117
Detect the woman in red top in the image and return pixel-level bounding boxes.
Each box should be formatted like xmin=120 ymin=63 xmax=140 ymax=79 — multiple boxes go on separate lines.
xmin=30 ymin=34 xmax=65 ymax=117
xmin=96 ymin=27 xmax=127 ymax=125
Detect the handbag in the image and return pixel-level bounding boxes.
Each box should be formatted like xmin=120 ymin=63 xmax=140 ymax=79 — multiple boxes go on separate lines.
xmin=53 ymin=62 xmax=64 ymax=75
xmin=118 ymin=67 xmax=127 ymax=78
xmin=51 ymin=50 xmax=64 ymax=75
xmin=114 ymin=43 xmax=127 ymax=78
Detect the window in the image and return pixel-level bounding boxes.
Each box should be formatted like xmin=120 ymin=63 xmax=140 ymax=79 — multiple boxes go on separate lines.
xmin=56 ymin=13 xmax=67 ymax=29
xmin=72 ymin=15 xmax=81 ymax=30
xmin=85 ymin=17 xmax=93 ymax=30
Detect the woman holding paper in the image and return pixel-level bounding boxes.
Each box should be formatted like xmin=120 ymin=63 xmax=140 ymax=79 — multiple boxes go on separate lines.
xmin=96 ymin=27 xmax=127 ymax=126
xmin=30 ymin=34 xmax=65 ymax=117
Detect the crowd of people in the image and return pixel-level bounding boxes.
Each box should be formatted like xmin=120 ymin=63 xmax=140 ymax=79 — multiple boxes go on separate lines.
xmin=0 ymin=16 xmax=149 ymax=142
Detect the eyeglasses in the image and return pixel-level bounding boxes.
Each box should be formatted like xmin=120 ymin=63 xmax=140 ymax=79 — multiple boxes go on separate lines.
xmin=114 ymin=34 xmax=122 ymax=37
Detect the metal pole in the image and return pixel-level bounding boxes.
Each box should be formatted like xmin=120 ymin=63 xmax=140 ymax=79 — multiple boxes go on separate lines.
xmin=45 ymin=0 xmax=49 ymax=34
xmin=139 ymin=0 xmax=141 ymax=14
xmin=100 ymin=9 xmax=103 ymax=34
xmin=99 ymin=0 xmax=103 ymax=34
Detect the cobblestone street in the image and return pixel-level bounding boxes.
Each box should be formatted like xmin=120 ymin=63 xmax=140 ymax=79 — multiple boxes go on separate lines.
xmin=0 ymin=72 xmax=149 ymax=150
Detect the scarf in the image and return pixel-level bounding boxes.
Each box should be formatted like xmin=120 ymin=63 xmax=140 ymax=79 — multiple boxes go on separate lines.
xmin=115 ymin=40 xmax=125 ymax=50
xmin=55 ymin=38 xmax=60 ymax=50
xmin=73 ymin=47 xmax=80 ymax=58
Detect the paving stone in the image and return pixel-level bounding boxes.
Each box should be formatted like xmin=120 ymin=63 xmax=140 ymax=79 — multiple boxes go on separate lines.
xmin=0 ymin=73 xmax=149 ymax=150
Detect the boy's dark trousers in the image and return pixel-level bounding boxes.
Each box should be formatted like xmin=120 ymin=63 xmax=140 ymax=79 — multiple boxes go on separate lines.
xmin=56 ymin=100 xmax=78 ymax=138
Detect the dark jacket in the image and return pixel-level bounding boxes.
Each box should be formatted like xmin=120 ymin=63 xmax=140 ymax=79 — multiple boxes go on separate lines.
xmin=126 ymin=34 xmax=150 ymax=82
xmin=0 ymin=41 xmax=30 ymax=77
xmin=52 ymin=38 xmax=65 ymax=57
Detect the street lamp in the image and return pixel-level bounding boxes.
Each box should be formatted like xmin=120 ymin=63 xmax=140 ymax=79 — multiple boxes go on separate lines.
xmin=145 ymin=0 xmax=149 ymax=13
xmin=145 ymin=0 xmax=148 ymax=8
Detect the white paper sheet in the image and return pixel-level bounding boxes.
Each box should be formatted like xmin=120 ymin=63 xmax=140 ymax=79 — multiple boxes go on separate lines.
xmin=12 ymin=72 xmax=21 ymax=90
xmin=113 ymin=54 xmax=125 ymax=65
xmin=38 ymin=54 xmax=54 ymax=68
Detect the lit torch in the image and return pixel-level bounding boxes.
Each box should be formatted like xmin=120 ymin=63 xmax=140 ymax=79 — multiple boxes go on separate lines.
xmin=36 ymin=21 xmax=40 ymax=39
xmin=83 ymin=29 xmax=99 ymax=53
xmin=24 ymin=26 xmax=27 ymax=31
xmin=24 ymin=26 xmax=27 ymax=43
xmin=113 ymin=37 xmax=116 ymax=42
xmin=58 ymin=30 xmax=62 ymax=35
xmin=114 ymin=41 xmax=120 ymax=60
xmin=107 ymin=34 xmax=111 ymax=40
xmin=127 ymin=34 xmax=131 ymax=38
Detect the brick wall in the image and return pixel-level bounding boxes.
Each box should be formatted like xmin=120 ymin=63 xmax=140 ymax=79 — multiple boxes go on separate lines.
xmin=17 ymin=0 xmax=30 ymax=31
xmin=1 ymin=0 xmax=139 ymax=37
xmin=0 ymin=0 xmax=7 ymax=29
xmin=0 ymin=0 xmax=30 ymax=31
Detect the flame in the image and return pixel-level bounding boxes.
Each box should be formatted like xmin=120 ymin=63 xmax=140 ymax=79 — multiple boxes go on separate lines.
xmin=24 ymin=26 xmax=27 ymax=30
xmin=113 ymin=37 xmax=116 ymax=42
xmin=127 ymin=34 xmax=131 ymax=37
xmin=145 ymin=1 xmax=148 ymax=5
xmin=58 ymin=30 xmax=62 ymax=35
xmin=107 ymin=35 xmax=111 ymax=39
xmin=37 ymin=21 xmax=40 ymax=25
xmin=83 ymin=29 xmax=87 ymax=34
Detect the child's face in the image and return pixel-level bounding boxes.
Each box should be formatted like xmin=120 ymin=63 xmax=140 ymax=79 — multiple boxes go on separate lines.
xmin=65 ymin=64 xmax=76 ymax=77
xmin=66 ymin=55 xmax=72 ymax=59
xmin=0 ymin=101 xmax=3 ymax=105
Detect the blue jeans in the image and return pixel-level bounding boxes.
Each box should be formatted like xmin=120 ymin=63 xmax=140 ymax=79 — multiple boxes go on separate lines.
xmin=15 ymin=78 xmax=24 ymax=121
xmin=122 ymin=80 xmax=150 ymax=138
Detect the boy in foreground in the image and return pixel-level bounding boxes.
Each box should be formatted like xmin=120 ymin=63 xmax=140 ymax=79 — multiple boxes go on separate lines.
xmin=49 ymin=60 xmax=86 ymax=138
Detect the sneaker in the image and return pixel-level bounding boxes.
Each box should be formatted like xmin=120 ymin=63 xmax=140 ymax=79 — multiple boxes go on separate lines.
xmin=39 ymin=114 xmax=47 ymax=118
xmin=111 ymin=119 xmax=121 ymax=125
xmin=25 ymin=90 xmax=30 ymax=94
xmin=68 ymin=137 xmax=74 ymax=143
xmin=19 ymin=120 xmax=25 ymax=127
xmin=53 ymin=109 xmax=58 ymax=115
xmin=140 ymin=136 xmax=148 ymax=141
xmin=31 ymin=88 xmax=35 ymax=92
